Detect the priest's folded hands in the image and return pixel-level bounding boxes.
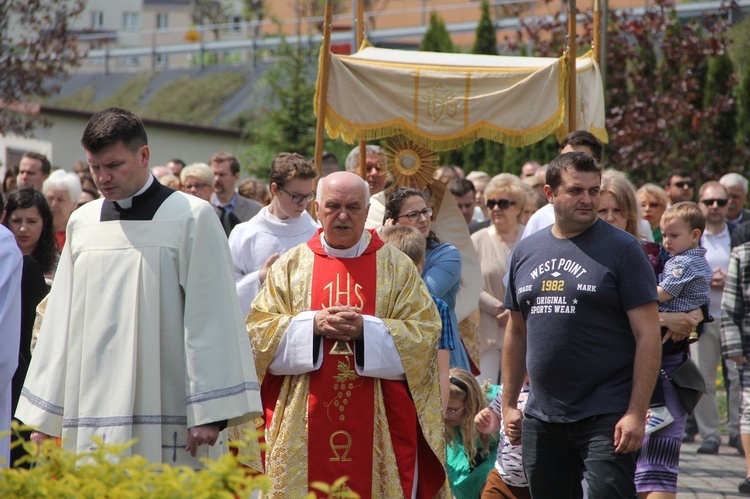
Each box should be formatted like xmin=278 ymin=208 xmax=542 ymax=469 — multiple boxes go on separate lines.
xmin=313 ymin=303 xmax=364 ymax=341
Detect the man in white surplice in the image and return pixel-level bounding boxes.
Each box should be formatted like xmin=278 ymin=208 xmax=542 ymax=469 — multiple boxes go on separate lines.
xmin=228 ymin=152 xmax=319 ymax=317
xmin=15 ymin=107 xmax=261 ymax=468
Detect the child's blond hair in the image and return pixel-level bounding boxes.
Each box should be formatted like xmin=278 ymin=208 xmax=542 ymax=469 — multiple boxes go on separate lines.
xmin=661 ymin=201 xmax=705 ymax=234
xmin=379 ymin=224 xmax=426 ymax=267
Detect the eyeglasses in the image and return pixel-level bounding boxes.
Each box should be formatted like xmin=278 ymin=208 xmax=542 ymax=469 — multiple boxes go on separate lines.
xmin=184 ymin=182 xmax=209 ymax=190
xmin=640 ymin=202 xmax=662 ymax=209
xmin=446 ymin=406 xmax=465 ymax=416
xmin=700 ymin=198 xmax=728 ymax=207
xmin=486 ymin=198 xmax=516 ymax=210
xmin=673 ymin=181 xmax=694 ymax=189
xmin=280 ymin=187 xmax=315 ymax=205
xmin=397 ymin=207 xmax=433 ymax=222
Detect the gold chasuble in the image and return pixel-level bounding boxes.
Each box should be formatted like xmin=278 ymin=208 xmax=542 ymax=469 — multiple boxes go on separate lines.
xmin=249 ymin=230 xmax=449 ymax=498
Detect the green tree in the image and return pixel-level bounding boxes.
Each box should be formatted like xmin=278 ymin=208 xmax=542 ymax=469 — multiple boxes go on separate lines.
xmin=243 ymin=39 xmax=318 ymax=179
xmin=460 ymin=1 xmax=504 ymax=174
xmin=701 ymin=53 xmax=737 ymax=174
xmin=735 ymin=70 xmax=750 ymax=174
xmin=241 ymin=37 xmax=352 ymax=180
xmin=420 ymin=12 xmax=454 ymax=53
xmin=473 ymin=0 xmax=498 ymax=55
xmin=1 ymin=0 xmax=86 ymax=136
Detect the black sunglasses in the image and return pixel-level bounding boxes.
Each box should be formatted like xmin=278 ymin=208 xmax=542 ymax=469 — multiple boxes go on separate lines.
xmin=449 ymin=377 xmax=469 ymax=393
xmin=486 ymin=198 xmax=516 ymax=210
xmin=673 ymin=181 xmax=694 ymax=189
xmin=700 ymin=198 xmax=728 ymax=207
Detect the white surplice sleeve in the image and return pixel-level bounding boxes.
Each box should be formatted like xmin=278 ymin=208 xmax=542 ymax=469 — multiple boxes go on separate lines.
xmin=228 ymin=226 xmax=262 ymax=318
xmin=269 ymin=313 xmax=404 ymax=379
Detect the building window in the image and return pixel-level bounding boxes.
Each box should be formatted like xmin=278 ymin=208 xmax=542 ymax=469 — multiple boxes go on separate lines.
xmin=230 ymin=15 xmax=242 ymax=32
xmin=123 ymin=12 xmax=140 ymax=30
xmin=156 ymin=13 xmax=168 ymax=30
xmin=91 ymin=10 xmax=104 ymax=29
xmin=123 ymin=55 xmax=140 ymax=66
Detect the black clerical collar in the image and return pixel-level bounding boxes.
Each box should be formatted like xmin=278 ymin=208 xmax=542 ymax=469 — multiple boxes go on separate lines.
xmin=100 ymin=177 xmax=176 ymax=221
xmin=115 ymin=175 xmax=153 ymax=209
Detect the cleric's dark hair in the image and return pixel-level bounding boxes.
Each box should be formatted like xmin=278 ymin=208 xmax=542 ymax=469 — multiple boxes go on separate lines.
xmin=81 ymin=107 xmax=148 ymax=154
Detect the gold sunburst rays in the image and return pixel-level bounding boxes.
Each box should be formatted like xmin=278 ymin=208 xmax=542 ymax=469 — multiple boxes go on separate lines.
xmin=384 ymin=136 xmax=438 ymax=191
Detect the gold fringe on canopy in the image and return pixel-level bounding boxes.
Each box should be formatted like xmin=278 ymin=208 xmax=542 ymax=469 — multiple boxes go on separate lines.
xmin=315 ymin=43 xmax=608 ymax=151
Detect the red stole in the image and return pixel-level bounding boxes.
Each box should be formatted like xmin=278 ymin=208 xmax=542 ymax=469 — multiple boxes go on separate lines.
xmin=306 ymin=230 xmax=381 ymax=497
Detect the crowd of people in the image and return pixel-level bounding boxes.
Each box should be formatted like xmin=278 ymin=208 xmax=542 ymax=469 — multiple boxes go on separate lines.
xmin=2 ymin=108 xmax=750 ymax=498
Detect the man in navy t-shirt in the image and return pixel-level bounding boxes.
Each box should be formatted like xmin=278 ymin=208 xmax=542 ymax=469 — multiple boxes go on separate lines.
xmin=501 ymin=152 xmax=661 ymax=498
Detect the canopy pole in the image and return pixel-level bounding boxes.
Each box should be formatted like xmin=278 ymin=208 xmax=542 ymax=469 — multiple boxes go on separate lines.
xmin=593 ymin=0 xmax=601 ymax=66
xmin=567 ymin=0 xmax=577 ymax=132
xmin=314 ymin=2 xmax=334 ymax=179
xmin=355 ymin=0 xmax=368 ymax=179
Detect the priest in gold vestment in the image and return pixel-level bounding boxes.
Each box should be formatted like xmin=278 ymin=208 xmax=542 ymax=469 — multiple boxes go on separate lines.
xmin=248 ymin=171 xmax=449 ymax=498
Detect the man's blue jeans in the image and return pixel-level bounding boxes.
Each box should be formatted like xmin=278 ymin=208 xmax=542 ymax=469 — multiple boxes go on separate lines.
xmin=522 ymin=413 xmax=637 ymax=499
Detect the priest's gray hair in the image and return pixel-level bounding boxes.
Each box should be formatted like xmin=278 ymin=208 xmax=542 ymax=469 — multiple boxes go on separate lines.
xmin=721 ymin=172 xmax=748 ymax=194
xmin=316 ymin=172 xmax=370 ymax=204
xmin=344 ymin=145 xmax=385 ymax=173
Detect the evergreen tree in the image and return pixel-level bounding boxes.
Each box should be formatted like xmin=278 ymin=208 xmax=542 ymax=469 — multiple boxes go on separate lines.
xmin=701 ymin=53 xmax=737 ymax=174
xmin=461 ymin=1 xmax=504 ymax=173
xmin=420 ymin=12 xmax=454 ymax=53
xmin=243 ymin=39 xmax=318 ymax=179
xmin=473 ymin=0 xmax=498 ymax=55
xmin=734 ymin=70 xmax=750 ymax=172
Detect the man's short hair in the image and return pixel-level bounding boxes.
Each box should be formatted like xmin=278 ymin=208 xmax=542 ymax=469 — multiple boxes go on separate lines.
xmin=546 ymin=152 xmax=602 ymax=193
xmin=180 ymin=163 xmax=214 ymax=185
xmin=661 ymin=201 xmax=706 ymax=234
xmin=448 ymin=178 xmax=475 ymax=198
xmin=720 ymin=173 xmax=748 ymax=194
xmin=559 ymin=130 xmax=603 ymax=163
xmin=345 ymin=145 xmax=385 ymax=172
xmin=168 ymin=158 xmax=186 ymax=169
xmin=81 ymin=107 xmax=148 ymax=154
xmin=210 ymin=152 xmax=241 ymax=175
xmin=379 ymin=224 xmax=426 ymax=266
xmin=22 ymin=152 xmax=51 ymax=175
xmin=321 ymin=151 xmax=340 ymax=174
xmin=698 ymin=180 xmax=728 ymax=199
xmin=664 ymin=170 xmax=693 ymax=187
xmin=269 ymin=152 xmax=319 ymax=189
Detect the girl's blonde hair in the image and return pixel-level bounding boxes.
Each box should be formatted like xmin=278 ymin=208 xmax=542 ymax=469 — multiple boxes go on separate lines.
xmin=444 ymin=368 xmax=496 ymax=464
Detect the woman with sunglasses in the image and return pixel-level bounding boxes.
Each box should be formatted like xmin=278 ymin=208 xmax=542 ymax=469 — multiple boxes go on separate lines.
xmin=384 ymin=187 xmax=472 ymax=372
xmin=470 ymin=174 xmax=527 ymax=384
xmin=445 ymin=367 xmax=499 ymax=499
xmin=637 ymin=183 xmax=669 ymax=244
